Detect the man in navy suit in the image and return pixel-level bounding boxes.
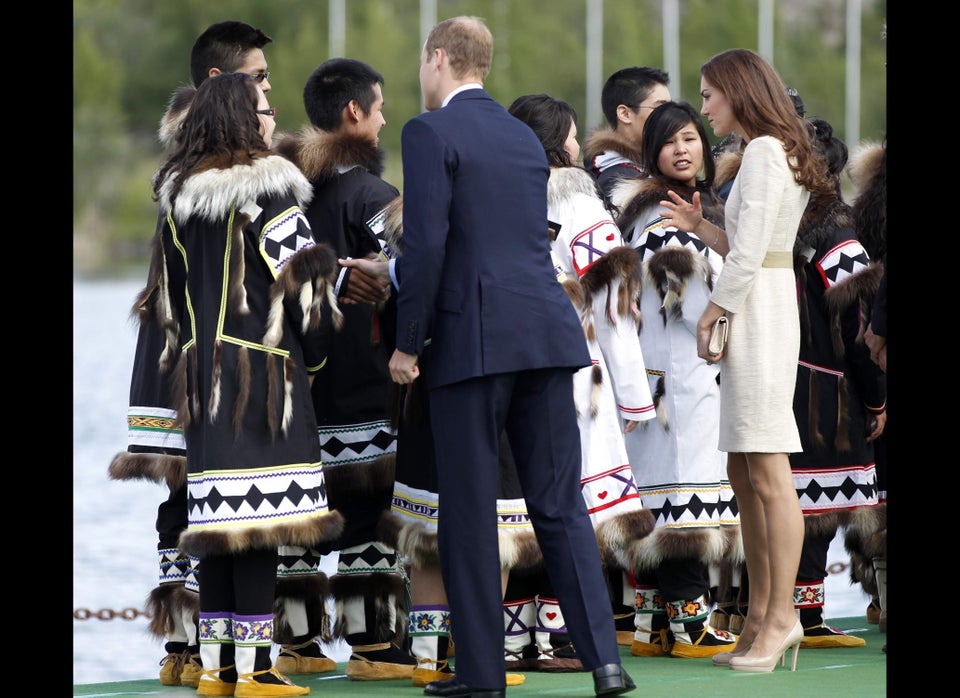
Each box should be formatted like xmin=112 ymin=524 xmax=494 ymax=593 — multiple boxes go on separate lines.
xmin=386 ymin=16 xmax=636 ymax=698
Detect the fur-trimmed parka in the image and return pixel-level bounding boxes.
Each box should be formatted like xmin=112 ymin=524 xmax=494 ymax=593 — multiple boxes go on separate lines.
xmin=545 ymin=166 xmax=657 ymax=566
xmin=609 ymin=175 xmax=740 ymax=573
xmin=842 ymin=139 xmax=887 ymax=591
xmin=581 ymin=126 xmax=645 ymax=201
xmin=790 ymin=191 xmax=884 ymax=511
xmin=154 ymin=150 xmax=346 ymax=559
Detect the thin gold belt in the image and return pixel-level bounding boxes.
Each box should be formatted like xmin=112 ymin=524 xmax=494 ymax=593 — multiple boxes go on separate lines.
xmin=762 ymin=251 xmax=793 ymax=268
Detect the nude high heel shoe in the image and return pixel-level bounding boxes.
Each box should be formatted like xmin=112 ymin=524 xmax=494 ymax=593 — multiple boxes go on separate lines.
xmin=713 ymin=624 xmax=759 ymax=667
xmin=729 ymin=619 xmax=803 ymax=673
xmin=712 ymin=641 xmax=750 ymax=667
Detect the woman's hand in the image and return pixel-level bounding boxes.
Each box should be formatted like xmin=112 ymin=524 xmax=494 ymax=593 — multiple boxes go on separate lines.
xmin=697 ymin=301 xmax=726 ymax=363
xmin=660 ymin=190 xmax=703 ymax=233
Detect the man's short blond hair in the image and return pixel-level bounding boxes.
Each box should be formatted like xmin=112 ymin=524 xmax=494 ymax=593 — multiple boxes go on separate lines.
xmin=425 ymin=15 xmax=492 ymax=81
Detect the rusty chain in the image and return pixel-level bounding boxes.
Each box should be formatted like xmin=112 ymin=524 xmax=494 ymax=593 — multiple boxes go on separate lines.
xmin=73 ymin=607 xmax=153 ymax=621
xmin=75 ymin=561 xmax=852 ymax=621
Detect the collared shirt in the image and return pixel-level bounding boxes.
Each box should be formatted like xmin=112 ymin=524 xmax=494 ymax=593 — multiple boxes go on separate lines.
xmin=441 ymin=82 xmax=482 ymax=107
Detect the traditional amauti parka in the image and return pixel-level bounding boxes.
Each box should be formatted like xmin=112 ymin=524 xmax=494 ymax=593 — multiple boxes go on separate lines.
xmin=272 ymin=126 xmax=414 ymax=674
xmin=610 ymin=175 xmax=740 ymax=658
xmin=154 ymin=147 xmax=346 ymax=559
xmin=106 ymin=86 xmax=204 ymax=680
xmin=788 ymin=180 xmax=885 ymax=641
xmin=841 ymin=139 xmax=888 ymax=629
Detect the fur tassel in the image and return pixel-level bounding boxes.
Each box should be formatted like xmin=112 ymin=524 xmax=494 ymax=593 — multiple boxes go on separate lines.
xmin=266 ymin=352 xmax=279 ymax=438
xmin=299 ymin=280 xmax=314 ymax=334
xmin=157 ymin=250 xmax=179 ymax=373
xmin=172 ymin=349 xmax=191 ymax=430
xmin=282 ymin=356 xmax=296 ymax=436
xmin=829 ymin=302 xmax=845 ymax=358
xmin=263 ymin=288 xmax=286 ymax=348
xmin=590 ymin=364 xmax=603 ymax=418
xmin=326 ymin=280 xmax=344 ymax=331
xmin=834 ymin=377 xmax=851 ymax=453
xmin=653 ymin=373 xmax=668 ymax=430
xmin=228 ymin=213 xmax=250 ymax=316
xmin=274 ymin=242 xmax=342 ymax=333
xmin=808 ymin=370 xmax=824 ymax=449
xmin=189 ymin=345 xmax=200 ymax=420
xmin=207 ymin=339 xmax=222 ymax=422
xmin=233 ymin=345 xmax=250 ymax=436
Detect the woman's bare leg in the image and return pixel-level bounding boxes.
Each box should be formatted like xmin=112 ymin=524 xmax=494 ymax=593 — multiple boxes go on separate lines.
xmin=742 ymin=451 xmax=804 ymax=658
xmin=727 ymin=452 xmax=766 ymax=648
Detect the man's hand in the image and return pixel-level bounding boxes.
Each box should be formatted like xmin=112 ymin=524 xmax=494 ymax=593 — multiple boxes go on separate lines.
xmin=338 ymin=255 xmax=391 ymax=305
xmin=389 ymin=349 xmax=419 ymax=384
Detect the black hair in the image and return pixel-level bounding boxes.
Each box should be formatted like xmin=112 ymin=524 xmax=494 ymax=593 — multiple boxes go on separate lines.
xmin=600 ymin=66 xmax=670 ymax=128
xmin=303 ymin=58 xmax=385 ymax=131
xmin=641 ymin=100 xmax=715 ymax=187
xmin=508 ymin=93 xmax=579 ymax=168
xmin=808 ymin=118 xmax=848 ymax=181
xmin=190 ymin=20 xmax=272 ymax=87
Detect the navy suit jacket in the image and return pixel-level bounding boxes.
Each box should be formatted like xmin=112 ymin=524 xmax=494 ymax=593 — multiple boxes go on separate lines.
xmin=395 ymin=88 xmax=590 ymax=389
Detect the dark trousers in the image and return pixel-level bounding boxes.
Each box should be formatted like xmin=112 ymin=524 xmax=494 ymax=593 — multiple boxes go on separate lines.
xmin=199 ymin=549 xmax=279 ymax=615
xmin=430 ymin=368 xmax=619 ymax=689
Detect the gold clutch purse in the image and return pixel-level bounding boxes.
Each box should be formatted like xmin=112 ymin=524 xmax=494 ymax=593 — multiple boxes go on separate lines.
xmin=708 ymin=316 xmax=728 ymax=357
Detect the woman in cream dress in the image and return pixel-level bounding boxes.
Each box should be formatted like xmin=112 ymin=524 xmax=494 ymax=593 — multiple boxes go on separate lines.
xmin=659 ymin=49 xmax=832 ymax=674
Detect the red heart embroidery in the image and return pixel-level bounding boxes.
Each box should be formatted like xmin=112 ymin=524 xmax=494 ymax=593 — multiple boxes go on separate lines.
xmin=598 ymin=491 xmax=608 ymax=499
xmin=546 ymin=612 xmax=557 ymax=620
xmin=606 ymin=233 xmax=615 ymax=241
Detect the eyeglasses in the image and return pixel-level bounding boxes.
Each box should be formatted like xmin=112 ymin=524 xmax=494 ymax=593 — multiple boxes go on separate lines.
xmin=250 ymin=71 xmax=270 ymax=83
xmin=257 ymin=108 xmax=276 ymax=117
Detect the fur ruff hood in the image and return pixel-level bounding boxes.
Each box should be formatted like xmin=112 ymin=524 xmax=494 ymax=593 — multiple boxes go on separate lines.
xmin=158 ymin=86 xmax=196 ymax=150
xmin=611 ymin=176 xmax=725 ymax=232
xmin=273 ymin=127 xmax=386 ymax=183
xmin=582 ymin=126 xmax=644 ymax=170
xmin=795 ymin=193 xmax=854 ymax=254
xmin=546 ymin=165 xmax=605 ymax=209
xmin=847 ymin=140 xmax=885 ymax=192
xmin=714 ymin=149 xmax=743 ymax=192
xmin=159 ymin=152 xmax=313 ymax=223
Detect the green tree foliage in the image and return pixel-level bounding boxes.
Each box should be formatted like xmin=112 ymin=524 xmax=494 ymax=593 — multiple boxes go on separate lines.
xmin=74 ymin=0 xmax=886 ymax=276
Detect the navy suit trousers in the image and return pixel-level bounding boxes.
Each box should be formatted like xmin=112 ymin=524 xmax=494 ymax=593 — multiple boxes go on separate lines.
xmin=430 ymin=367 xmax=620 ymax=689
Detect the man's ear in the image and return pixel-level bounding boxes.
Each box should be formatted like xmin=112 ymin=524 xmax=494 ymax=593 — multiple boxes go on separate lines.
xmin=208 ymin=67 xmax=223 ymax=79
xmin=616 ymin=104 xmax=634 ymax=126
xmin=345 ymin=99 xmax=362 ymax=124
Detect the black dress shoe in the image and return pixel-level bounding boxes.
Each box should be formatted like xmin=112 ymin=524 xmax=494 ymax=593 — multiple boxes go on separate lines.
xmin=423 ymin=675 xmax=505 ymax=698
xmin=593 ymin=663 xmax=636 ymax=696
